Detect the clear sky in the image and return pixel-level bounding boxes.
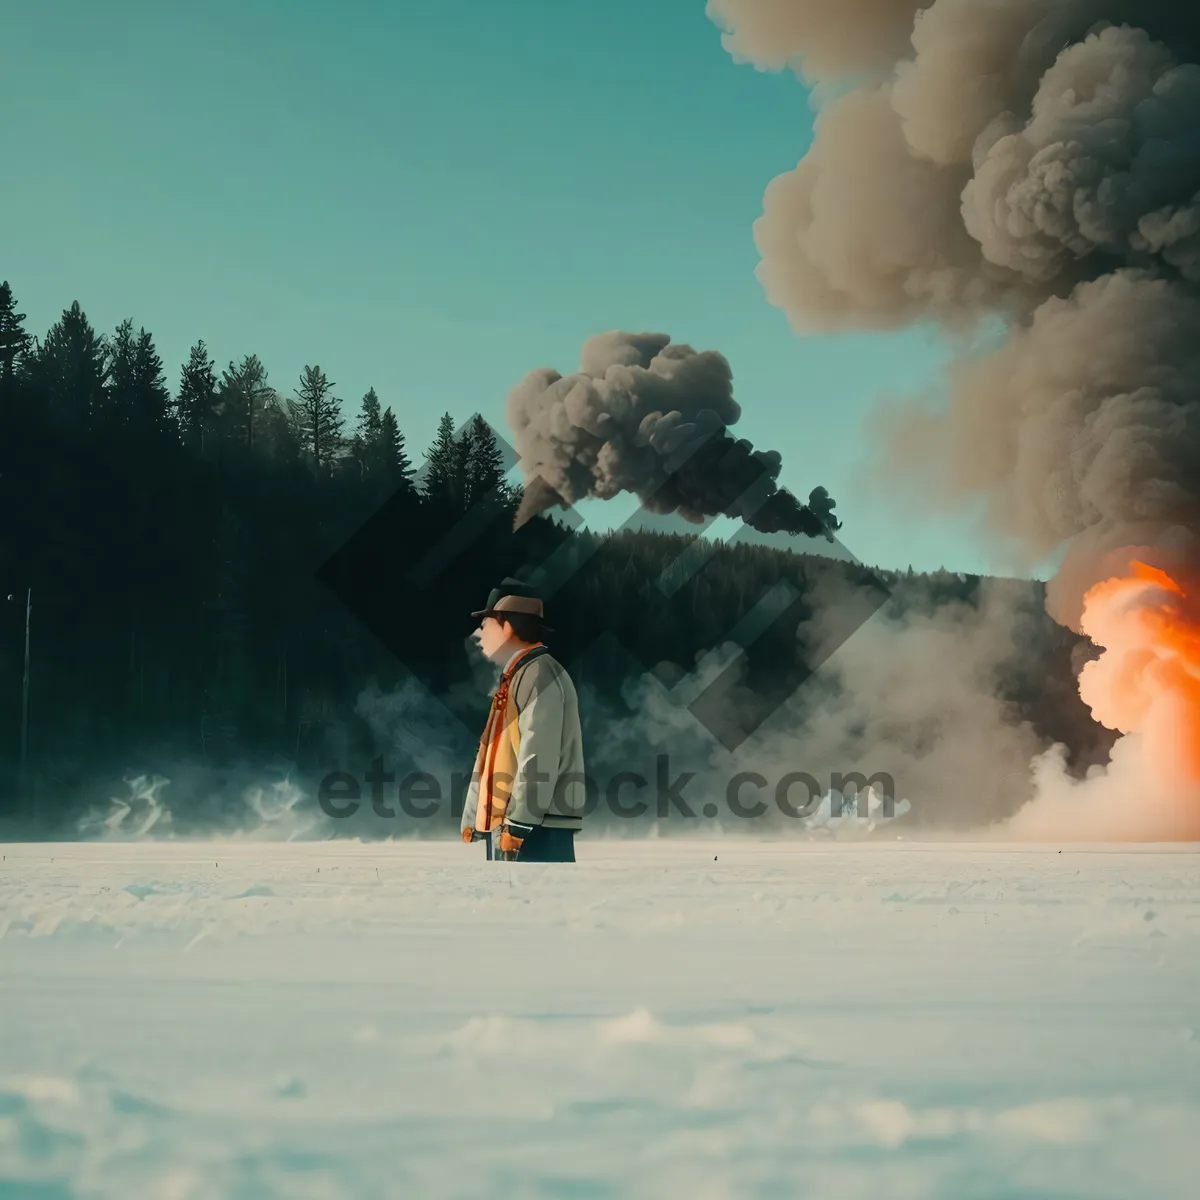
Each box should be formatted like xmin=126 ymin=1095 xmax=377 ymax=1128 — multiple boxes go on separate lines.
xmin=4 ymin=0 xmax=1006 ymax=576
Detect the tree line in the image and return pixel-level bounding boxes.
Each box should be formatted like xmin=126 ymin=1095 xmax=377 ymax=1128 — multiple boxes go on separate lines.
xmin=0 ymin=279 xmax=535 ymax=820
xmin=0 ymin=279 xmax=1106 ymax=829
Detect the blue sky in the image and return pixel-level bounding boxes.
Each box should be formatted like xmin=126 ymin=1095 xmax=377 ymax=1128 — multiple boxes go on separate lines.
xmin=4 ymin=0 xmax=1003 ymax=575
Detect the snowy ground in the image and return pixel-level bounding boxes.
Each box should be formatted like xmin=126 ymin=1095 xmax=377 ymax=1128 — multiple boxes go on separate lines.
xmin=2 ymin=840 xmax=1198 ymax=1199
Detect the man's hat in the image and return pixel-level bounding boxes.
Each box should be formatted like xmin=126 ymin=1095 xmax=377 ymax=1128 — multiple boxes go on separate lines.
xmin=471 ymin=577 xmax=553 ymax=631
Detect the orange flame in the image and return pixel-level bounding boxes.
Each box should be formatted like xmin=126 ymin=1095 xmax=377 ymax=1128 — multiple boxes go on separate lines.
xmin=1078 ymin=561 xmax=1200 ymax=788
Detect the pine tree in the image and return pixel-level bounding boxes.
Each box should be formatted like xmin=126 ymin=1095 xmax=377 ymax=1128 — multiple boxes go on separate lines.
xmin=352 ymin=387 xmax=415 ymax=490
xmin=287 ymin=364 xmax=344 ymax=469
xmin=464 ymin=413 xmax=506 ymax=507
xmin=355 ymin=387 xmax=383 ymax=445
xmin=29 ymin=301 xmax=108 ymax=429
xmin=218 ymin=354 xmax=273 ymax=451
xmin=0 ymin=281 xmax=31 ymax=389
xmin=134 ymin=328 xmax=175 ymax=439
xmin=178 ymin=341 xmax=218 ymax=453
xmin=451 ymin=426 xmax=473 ymax=506
xmin=103 ymin=320 xmax=174 ymax=438
xmin=422 ymin=411 xmax=458 ymax=502
xmin=377 ymin=408 xmax=414 ymax=489
xmin=101 ymin=319 xmax=137 ymax=428
xmin=348 ymin=387 xmax=382 ymax=478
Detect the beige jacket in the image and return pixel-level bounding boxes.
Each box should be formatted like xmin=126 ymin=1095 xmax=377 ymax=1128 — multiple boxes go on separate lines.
xmin=462 ymin=650 xmax=586 ymax=837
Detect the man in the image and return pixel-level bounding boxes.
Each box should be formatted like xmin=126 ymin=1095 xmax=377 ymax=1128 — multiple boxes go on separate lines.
xmin=461 ymin=577 xmax=585 ymax=862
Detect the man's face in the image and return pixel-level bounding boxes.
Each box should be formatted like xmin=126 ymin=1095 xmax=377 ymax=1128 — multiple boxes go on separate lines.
xmin=474 ymin=615 xmax=512 ymax=661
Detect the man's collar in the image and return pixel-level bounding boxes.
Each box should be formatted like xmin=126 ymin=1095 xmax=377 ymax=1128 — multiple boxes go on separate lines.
xmin=501 ymin=640 xmax=541 ymax=672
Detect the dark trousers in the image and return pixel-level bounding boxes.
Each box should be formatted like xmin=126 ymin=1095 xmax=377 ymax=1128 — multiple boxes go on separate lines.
xmin=485 ymin=826 xmax=576 ymax=863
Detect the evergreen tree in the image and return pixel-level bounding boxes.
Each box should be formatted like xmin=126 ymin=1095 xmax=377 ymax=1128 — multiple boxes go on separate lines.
xmin=348 ymin=387 xmax=382 ymax=479
xmin=287 ymin=364 xmax=344 ymax=469
xmin=29 ymin=301 xmax=108 ymax=429
xmin=451 ymin=426 xmax=473 ymax=506
xmin=0 ymin=281 xmax=31 ymax=389
xmin=464 ymin=413 xmax=506 ymax=506
xmin=350 ymin=387 xmax=415 ymax=491
xmin=218 ymin=354 xmax=273 ymax=451
xmin=378 ymin=408 xmax=414 ymax=489
xmin=355 ymin=387 xmax=382 ymax=444
xmin=178 ymin=341 xmax=218 ymax=454
xmin=101 ymin=319 xmax=137 ymax=428
xmin=103 ymin=319 xmax=174 ymax=438
xmin=134 ymin=328 xmax=175 ymax=439
xmin=422 ymin=411 xmax=458 ymax=502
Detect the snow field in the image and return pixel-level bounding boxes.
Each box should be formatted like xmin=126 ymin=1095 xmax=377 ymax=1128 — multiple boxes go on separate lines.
xmin=2 ymin=840 xmax=1198 ymax=1198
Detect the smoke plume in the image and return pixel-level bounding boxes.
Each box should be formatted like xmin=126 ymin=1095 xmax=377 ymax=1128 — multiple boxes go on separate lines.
xmin=713 ymin=0 xmax=1200 ymax=838
xmin=507 ymin=331 xmax=841 ymax=540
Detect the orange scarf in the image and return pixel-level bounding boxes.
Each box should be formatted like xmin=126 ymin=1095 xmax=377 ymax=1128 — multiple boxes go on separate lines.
xmin=476 ymin=642 xmax=545 ymax=831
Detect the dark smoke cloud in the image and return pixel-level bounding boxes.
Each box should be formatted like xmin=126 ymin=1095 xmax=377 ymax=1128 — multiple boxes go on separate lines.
xmin=964 ymin=25 xmax=1200 ymax=287
xmin=713 ymin=0 xmax=1200 ymax=615
xmin=507 ymin=331 xmax=841 ymax=540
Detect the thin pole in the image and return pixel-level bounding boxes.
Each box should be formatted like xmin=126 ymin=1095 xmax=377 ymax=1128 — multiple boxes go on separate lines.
xmin=19 ymin=587 xmax=31 ymax=791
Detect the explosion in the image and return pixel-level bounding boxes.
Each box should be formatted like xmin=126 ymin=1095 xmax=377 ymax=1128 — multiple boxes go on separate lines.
xmin=1078 ymin=563 xmax=1200 ymax=783
xmin=1008 ymin=561 xmax=1200 ymax=840
xmin=710 ymin=0 xmax=1200 ymax=839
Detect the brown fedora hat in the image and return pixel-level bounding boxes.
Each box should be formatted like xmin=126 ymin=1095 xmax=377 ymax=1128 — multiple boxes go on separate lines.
xmin=471 ymin=579 xmax=553 ymax=631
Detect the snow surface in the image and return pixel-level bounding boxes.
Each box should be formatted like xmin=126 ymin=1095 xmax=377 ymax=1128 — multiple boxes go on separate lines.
xmin=2 ymin=840 xmax=1198 ymax=1199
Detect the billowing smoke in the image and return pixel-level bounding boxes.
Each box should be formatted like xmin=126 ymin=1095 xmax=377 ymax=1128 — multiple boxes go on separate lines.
xmin=712 ymin=1 xmax=1200 ymax=838
xmin=708 ymin=0 xmax=926 ymax=81
xmin=507 ymin=331 xmax=841 ymax=540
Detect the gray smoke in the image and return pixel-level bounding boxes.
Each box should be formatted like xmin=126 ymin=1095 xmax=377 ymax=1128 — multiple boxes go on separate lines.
xmin=507 ymin=331 xmax=841 ymax=540
xmin=570 ymin=570 xmax=1049 ymax=834
xmin=712 ymin=0 xmax=1200 ymax=614
xmin=710 ymin=2 xmax=1200 ymax=839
